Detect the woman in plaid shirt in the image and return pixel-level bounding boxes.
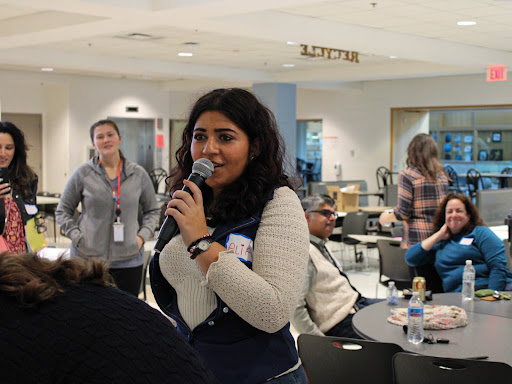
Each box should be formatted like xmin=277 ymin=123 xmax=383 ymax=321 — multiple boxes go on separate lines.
xmin=380 ymin=134 xmax=449 ymax=249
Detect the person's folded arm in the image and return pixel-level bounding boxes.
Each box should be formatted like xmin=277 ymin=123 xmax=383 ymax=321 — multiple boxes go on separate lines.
xmin=205 ymin=187 xmax=310 ymax=333
xmin=291 ymin=259 xmax=324 ymax=336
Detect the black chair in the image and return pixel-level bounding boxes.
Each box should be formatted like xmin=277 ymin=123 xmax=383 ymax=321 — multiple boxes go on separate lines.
xmin=298 ymin=334 xmax=403 ymax=384
xmin=341 ymin=211 xmax=376 ymax=266
xmin=376 ymin=239 xmax=413 ymax=296
xmin=466 ymin=168 xmax=484 ymax=201
xmin=444 ymin=165 xmax=461 ymax=193
xmin=393 ymin=352 xmax=512 ymax=384
xmin=376 ymin=166 xmax=392 ymax=204
xmin=501 ymin=167 xmax=512 ymax=188
xmin=148 ymin=168 xmax=168 ymax=194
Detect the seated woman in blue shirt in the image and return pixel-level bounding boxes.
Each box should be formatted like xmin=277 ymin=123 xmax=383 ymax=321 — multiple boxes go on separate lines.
xmin=406 ymin=193 xmax=512 ymax=293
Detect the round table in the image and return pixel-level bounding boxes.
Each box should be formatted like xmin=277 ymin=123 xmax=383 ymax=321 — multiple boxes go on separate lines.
xmin=352 ymin=292 xmax=512 ymax=366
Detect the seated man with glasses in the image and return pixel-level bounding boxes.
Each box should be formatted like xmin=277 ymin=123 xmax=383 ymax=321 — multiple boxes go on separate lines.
xmin=292 ymin=194 xmax=382 ymax=339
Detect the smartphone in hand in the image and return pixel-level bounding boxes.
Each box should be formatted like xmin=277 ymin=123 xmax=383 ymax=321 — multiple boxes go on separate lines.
xmin=0 ymin=167 xmax=9 ymax=183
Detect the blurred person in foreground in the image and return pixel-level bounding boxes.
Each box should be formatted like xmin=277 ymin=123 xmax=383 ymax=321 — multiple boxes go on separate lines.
xmin=56 ymin=119 xmax=160 ymax=296
xmin=292 ymin=194 xmax=382 ymax=340
xmin=150 ymin=88 xmax=310 ymax=384
xmin=380 ymin=133 xmax=448 ymax=249
xmin=406 ymin=193 xmax=512 ymax=293
xmin=0 ymin=253 xmax=218 ymax=384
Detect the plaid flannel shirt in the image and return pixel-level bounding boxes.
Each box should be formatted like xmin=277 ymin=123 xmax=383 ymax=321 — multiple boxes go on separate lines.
xmin=394 ymin=166 xmax=448 ymax=249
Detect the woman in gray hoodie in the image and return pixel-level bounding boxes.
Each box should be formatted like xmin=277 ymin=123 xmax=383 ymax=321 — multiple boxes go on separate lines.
xmin=56 ymin=119 xmax=159 ymax=295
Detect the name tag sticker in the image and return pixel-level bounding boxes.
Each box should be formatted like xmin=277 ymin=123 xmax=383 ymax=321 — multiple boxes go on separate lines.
xmin=225 ymin=233 xmax=254 ymax=265
xmin=460 ymin=238 xmax=474 ymax=245
xmin=25 ymin=204 xmax=38 ymax=215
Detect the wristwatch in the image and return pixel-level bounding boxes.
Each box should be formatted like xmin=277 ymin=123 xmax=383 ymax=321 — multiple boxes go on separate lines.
xmin=188 ymin=235 xmax=214 ymax=259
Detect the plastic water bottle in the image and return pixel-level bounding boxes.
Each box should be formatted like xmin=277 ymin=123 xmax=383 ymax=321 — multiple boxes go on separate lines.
xmin=407 ymin=292 xmax=424 ymax=344
xmin=462 ymin=260 xmax=476 ymax=301
xmin=386 ymin=281 xmax=398 ymax=305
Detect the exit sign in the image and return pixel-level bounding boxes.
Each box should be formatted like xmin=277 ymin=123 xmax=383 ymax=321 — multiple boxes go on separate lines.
xmin=486 ymin=65 xmax=508 ymax=82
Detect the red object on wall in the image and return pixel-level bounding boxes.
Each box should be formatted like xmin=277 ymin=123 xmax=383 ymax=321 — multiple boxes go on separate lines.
xmin=486 ymin=65 xmax=508 ymax=82
xmin=156 ymin=134 xmax=164 ymax=148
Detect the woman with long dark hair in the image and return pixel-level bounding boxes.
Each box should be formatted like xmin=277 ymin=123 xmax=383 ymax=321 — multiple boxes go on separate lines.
xmin=406 ymin=193 xmax=512 ymax=292
xmin=380 ymin=133 xmax=449 ymax=248
xmin=56 ymin=119 xmax=160 ymax=296
xmin=0 ymin=121 xmax=39 ymax=254
xmin=151 ymin=88 xmax=310 ymax=384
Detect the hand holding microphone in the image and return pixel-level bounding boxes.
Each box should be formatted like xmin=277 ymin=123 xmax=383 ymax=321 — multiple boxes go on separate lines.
xmin=154 ymin=158 xmax=214 ymax=254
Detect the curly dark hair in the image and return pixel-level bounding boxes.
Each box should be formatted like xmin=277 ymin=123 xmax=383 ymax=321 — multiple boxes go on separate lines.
xmin=406 ymin=133 xmax=445 ymax=180
xmin=169 ymin=88 xmax=292 ymax=224
xmin=433 ymin=193 xmax=484 ymax=233
xmin=0 ymin=253 xmax=115 ymax=308
xmin=0 ymin=121 xmax=37 ymax=197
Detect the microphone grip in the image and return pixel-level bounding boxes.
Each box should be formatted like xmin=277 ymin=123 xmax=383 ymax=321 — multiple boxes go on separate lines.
xmin=154 ymin=216 xmax=179 ymax=254
xmin=153 ymin=172 xmax=209 ymax=254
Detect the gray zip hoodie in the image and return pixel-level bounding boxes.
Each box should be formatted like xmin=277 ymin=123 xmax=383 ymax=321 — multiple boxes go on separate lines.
xmin=56 ymin=157 xmax=160 ymax=263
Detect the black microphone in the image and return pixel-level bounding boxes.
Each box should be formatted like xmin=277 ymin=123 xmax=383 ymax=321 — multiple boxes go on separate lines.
xmin=153 ymin=158 xmax=214 ymax=254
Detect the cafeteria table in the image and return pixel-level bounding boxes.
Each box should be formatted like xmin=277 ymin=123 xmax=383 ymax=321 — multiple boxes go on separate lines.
xmin=352 ymin=292 xmax=512 ymax=366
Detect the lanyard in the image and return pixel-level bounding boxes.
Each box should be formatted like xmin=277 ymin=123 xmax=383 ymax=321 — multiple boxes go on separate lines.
xmin=100 ymin=159 xmax=122 ymax=218
xmin=112 ymin=160 xmax=122 ymax=217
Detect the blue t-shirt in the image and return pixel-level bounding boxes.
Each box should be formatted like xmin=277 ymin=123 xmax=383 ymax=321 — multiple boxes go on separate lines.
xmin=405 ymin=226 xmax=512 ymax=292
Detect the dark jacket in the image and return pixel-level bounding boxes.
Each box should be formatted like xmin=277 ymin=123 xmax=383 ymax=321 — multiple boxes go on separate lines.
xmin=0 ymin=284 xmax=219 ymax=384
xmin=0 ymin=175 xmax=38 ymax=234
xmin=150 ymin=208 xmax=299 ymax=384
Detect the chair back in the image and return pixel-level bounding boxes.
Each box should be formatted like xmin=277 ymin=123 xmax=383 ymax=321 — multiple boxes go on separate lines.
xmin=384 ymin=184 xmax=398 ymax=206
xmin=466 ymin=168 xmax=483 ymax=199
xmin=393 ymin=352 xmax=512 ymax=384
xmin=148 ymin=168 xmax=168 ymax=194
xmin=501 ymin=167 xmax=512 ymax=188
xmin=444 ymin=165 xmax=460 ymax=193
xmin=376 ymin=239 xmax=413 ymax=290
xmin=341 ymin=211 xmax=369 ymax=243
xmin=298 ymin=334 xmax=403 ymax=384
xmin=376 ymin=166 xmax=391 ymax=189
xmin=476 ymin=188 xmax=512 ymax=226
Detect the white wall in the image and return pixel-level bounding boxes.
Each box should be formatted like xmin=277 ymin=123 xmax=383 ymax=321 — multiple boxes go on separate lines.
xmin=0 ymin=70 xmax=173 ymax=192
xmin=2 ymin=70 xmax=512 ymax=196
xmin=297 ymin=74 xmax=512 ymax=192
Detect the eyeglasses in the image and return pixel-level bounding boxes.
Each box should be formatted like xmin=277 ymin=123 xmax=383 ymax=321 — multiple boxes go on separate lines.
xmin=309 ymin=209 xmax=338 ymax=219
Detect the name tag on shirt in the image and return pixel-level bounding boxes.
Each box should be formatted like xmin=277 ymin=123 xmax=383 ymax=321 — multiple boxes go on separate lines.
xmin=25 ymin=204 xmax=38 ymax=215
xmin=113 ymin=222 xmax=124 ymax=242
xmin=460 ymin=238 xmax=474 ymax=245
xmin=225 ymin=233 xmax=254 ymax=265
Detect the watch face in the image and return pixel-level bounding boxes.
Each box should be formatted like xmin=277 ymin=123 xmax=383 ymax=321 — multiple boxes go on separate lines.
xmin=198 ymin=239 xmax=210 ymax=251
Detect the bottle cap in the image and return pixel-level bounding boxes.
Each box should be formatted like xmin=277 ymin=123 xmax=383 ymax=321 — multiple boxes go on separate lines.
xmin=389 ymin=281 xmax=395 ymax=287
xmin=466 ymin=260 xmax=472 ymax=265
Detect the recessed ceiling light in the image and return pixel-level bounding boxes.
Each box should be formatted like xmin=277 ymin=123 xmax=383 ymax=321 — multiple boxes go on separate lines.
xmin=287 ymin=41 xmax=299 ymax=45
xmin=282 ymin=64 xmax=295 ymax=68
xmin=389 ymin=56 xmax=397 ymax=59
xmin=41 ymin=67 xmax=54 ymax=72
xmin=457 ymin=21 xmax=477 ymax=26
xmin=178 ymin=52 xmax=193 ymax=57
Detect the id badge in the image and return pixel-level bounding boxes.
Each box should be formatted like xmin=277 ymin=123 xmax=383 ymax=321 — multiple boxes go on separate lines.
xmin=113 ymin=222 xmax=124 ymax=242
